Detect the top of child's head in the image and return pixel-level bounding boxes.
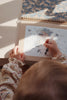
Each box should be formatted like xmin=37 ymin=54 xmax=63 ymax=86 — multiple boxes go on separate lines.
xmin=13 ymin=59 xmax=67 ymax=100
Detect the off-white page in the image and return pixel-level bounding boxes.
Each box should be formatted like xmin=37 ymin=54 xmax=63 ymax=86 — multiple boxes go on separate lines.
xmin=23 ymin=25 xmax=67 ymax=57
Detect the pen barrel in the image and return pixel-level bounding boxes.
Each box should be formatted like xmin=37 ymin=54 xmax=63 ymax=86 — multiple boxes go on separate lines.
xmin=45 ymin=48 xmax=48 ymax=55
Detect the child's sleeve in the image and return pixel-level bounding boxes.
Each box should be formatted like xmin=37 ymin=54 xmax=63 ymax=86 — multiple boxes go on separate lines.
xmin=0 ymin=58 xmax=24 ymax=100
xmin=52 ymin=54 xmax=67 ymax=65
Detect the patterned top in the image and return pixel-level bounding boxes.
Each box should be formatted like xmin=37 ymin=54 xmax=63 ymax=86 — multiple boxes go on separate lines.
xmin=0 ymin=58 xmax=24 ymax=100
xmin=21 ymin=0 xmax=67 ymax=22
xmin=0 ymin=55 xmax=67 ymax=100
xmin=52 ymin=54 xmax=67 ymax=64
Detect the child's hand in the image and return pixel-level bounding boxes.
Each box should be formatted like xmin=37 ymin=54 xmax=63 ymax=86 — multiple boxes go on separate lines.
xmin=44 ymin=39 xmax=62 ymax=57
xmin=9 ymin=46 xmax=25 ymax=62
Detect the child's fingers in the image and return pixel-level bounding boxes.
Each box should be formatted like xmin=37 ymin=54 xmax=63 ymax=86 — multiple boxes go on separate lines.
xmin=13 ymin=46 xmax=19 ymax=55
xmin=45 ymin=43 xmax=52 ymax=48
xmin=9 ymin=49 xmax=14 ymax=57
xmin=9 ymin=46 xmax=19 ymax=57
xmin=45 ymin=39 xmax=49 ymax=43
xmin=20 ymin=53 xmax=24 ymax=58
xmin=19 ymin=53 xmax=25 ymax=61
xmin=44 ymin=39 xmax=52 ymax=46
xmin=9 ymin=46 xmax=25 ymax=61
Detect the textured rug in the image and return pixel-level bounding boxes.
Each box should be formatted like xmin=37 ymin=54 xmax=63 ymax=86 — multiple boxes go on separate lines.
xmin=21 ymin=0 xmax=67 ymax=22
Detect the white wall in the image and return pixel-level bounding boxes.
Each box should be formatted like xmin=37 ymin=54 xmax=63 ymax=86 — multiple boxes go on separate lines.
xmin=0 ymin=0 xmax=22 ymax=58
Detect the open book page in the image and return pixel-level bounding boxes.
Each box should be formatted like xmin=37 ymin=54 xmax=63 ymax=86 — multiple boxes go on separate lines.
xmin=23 ymin=25 xmax=67 ymax=60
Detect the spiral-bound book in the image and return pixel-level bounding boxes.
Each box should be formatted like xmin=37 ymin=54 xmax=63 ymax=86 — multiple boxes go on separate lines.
xmin=21 ymin=0 xmax=67 ymax=22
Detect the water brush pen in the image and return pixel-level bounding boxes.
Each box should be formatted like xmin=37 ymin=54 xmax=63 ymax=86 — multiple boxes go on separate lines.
xmin=45 ymin=37 xmax=53 ymax=55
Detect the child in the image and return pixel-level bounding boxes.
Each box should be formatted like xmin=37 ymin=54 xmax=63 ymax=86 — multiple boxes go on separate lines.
xmin=0 ymin=39 xmax=67 ymax=100
xmin=13 ymin=59 xmax=67 ymax=100
xmin=13 ymin=39 xmax=67 ymax=100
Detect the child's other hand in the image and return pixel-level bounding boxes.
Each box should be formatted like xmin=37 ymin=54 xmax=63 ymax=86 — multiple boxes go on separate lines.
xmin=9 ymin=46 xmax=25 ymax=62
xmin=44 ymin=39 xmax=62 ymax=57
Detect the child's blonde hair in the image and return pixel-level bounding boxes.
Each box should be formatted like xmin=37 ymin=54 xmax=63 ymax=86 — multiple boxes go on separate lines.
xmin=14 ymin=59 xmax=67 ymax=100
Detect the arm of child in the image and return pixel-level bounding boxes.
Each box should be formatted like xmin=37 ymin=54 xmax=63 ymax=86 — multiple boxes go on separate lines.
xmin=0 ymin=46 xmax=24 ymax=100
xmin=44 ymin=39 xmax=67 ymax=64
